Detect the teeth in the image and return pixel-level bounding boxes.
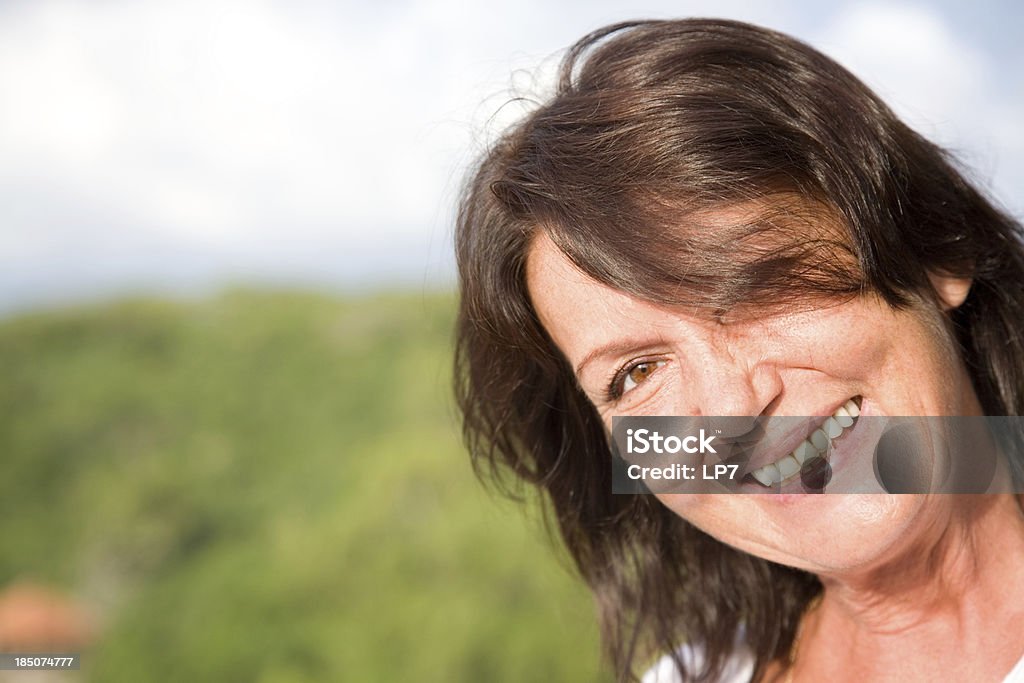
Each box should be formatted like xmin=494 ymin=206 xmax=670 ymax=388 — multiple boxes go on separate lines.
xmin=748 ymin=398 xmax=861 ymax=488
xmin=844 ymin=399 xmax=860 ymax=417
xmin=834 ymin=406 xmax=854 ymax=427
xmin=776 ymin=455 xmax=800 ymax=479
xmin=792 ymin=441 xmax=817 ymax=465
xmin=751 ymin=463 xmax=779 ymax=487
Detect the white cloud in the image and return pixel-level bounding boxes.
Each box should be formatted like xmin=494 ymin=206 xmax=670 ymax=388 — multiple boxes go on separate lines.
xmin=0 ymin=0 xmax=452 ymax=252
xmin=818 ymin=4 xmax=988 ymax=125
xmin=0 ymin=0 xmax=1020 ymax=311
xmin=814 ymin=3 xmax=1024 ymax=205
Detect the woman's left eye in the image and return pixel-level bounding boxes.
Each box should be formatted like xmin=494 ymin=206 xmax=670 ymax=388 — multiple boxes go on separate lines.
xmin=610 ymin=359 xmax=667 ymax=399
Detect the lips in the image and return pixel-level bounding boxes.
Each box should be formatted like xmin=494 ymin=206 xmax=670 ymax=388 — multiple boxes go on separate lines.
xmin=742 ymin=397 xmax=862 ymax=487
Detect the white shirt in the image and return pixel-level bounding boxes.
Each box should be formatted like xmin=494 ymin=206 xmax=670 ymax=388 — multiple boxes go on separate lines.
xmin=642 ymin=645 xmax=1024 ymax=683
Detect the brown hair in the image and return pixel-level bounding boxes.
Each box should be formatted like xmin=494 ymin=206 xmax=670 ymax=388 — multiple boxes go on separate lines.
xmin=454 ymin=18 xmax=1024 ymax=682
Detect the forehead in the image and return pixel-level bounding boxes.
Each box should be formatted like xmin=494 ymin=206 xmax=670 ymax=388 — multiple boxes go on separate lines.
xmin=526 ymin=231 xmax=678 ymax=368
xmin=527 ymin=230 xmax=612 ymax=320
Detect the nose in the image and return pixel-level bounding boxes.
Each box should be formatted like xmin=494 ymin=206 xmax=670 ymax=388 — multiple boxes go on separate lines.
xmin=684 ymin=344 xmax=782 ymax=420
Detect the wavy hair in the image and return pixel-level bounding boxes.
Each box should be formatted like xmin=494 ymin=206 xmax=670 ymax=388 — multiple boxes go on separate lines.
xmin=453 ymin=19 xmax=1024 ymax=682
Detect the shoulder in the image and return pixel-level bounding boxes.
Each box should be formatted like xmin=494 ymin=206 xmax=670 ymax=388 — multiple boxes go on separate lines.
xmin=641 ymin=640 xmax=755 ymax=683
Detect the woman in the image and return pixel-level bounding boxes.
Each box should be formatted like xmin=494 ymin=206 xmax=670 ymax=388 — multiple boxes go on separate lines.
xmin=454 ymin=19 xmax=1024 ymax=682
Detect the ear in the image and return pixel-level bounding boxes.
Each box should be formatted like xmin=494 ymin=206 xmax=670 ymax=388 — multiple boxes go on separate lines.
xmin=928 ymin=271 xmax=972 ymax=311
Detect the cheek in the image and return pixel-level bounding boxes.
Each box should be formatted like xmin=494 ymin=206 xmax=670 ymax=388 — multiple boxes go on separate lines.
xmin=772 ymin=298 xmax=959 ymax=394
xmin=769 ymin=302 xmax=892 ymax=373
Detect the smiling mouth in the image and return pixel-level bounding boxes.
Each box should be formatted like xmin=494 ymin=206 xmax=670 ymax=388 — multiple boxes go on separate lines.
xmin=745 ymin=397 xmax=862 ymax=487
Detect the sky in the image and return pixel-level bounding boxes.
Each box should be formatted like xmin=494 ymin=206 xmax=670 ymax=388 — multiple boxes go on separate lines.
xmin=1 ymin=0 xmax=1022 ymax=313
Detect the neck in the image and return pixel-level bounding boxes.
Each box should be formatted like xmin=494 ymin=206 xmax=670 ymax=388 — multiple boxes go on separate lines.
xmin=798 ymin=494 xmax=1024 ymax=682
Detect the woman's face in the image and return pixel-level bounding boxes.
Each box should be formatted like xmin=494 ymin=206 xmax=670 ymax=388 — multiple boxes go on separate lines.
xmin=526 ymin=230 xmax=984 ymax=577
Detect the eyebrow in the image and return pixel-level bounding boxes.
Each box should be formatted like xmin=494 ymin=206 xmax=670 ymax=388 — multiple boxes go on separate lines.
xmin=574 ymin=337 xmax=661 ymax=380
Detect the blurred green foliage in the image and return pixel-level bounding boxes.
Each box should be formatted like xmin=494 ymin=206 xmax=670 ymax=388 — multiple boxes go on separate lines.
xmin=0 ymin=290 xmax=611 ymax=682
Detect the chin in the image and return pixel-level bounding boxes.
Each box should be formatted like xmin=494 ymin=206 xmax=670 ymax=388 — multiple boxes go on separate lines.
xmin=770 ymin=494 xmax=934 ymax=574
xmin=660 ymin=491 xmax=936 ymax=576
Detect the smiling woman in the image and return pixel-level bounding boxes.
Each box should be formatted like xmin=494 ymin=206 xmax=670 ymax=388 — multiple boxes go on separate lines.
xmin=454 ymin=18 xmax=1024 ymax=683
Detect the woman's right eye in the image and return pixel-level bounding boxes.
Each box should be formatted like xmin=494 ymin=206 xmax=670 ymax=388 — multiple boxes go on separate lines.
xmin=609 ymin=359 xmax=667 ymax=400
